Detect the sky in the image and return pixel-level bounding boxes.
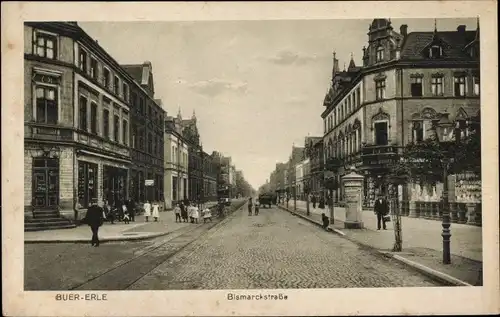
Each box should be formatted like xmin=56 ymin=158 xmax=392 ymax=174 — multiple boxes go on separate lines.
xmin=79 ymin=18 xmax=477 ymax=190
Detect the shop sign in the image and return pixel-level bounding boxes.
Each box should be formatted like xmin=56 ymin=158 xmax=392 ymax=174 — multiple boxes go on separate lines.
xmin=145 ymin=179 xmax=154 ymax=186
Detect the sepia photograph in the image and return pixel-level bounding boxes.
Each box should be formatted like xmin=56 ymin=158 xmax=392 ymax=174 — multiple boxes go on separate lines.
xmin=2 ymin=1 xmax=499 ymax=316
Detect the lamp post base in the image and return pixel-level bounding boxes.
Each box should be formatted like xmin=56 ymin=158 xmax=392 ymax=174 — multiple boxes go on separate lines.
xmin=344 ymin=221 xmax=364 ymax=229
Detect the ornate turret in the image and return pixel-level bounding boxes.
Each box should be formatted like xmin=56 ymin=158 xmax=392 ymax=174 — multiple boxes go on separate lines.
xmin=348 ymin=52 xmax=356 ymax=71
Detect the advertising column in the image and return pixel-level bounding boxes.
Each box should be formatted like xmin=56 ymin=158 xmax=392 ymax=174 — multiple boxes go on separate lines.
xmin=341 ymin=170 xmax=364 ymax=229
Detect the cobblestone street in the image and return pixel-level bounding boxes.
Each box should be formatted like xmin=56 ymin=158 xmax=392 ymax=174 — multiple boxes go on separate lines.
xmin=129 ymin=206 xmax=440 ymax=289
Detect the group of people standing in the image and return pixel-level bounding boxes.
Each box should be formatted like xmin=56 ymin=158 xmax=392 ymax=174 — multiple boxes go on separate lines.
xmin=247 ymin=197 xmax=260 ymax=216
xmin=173 ymin=202 xmax=213 ymax=224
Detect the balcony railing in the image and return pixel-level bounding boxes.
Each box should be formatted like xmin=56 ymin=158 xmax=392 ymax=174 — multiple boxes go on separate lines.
xmin=361 ymin=144 xmax=399 ymax=166
xmin=25 ymin=123 xmax=74 ymax=141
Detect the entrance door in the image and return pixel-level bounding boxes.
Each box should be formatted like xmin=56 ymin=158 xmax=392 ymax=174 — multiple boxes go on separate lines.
xmin=32 ymin=158 xmax=59 ymax=209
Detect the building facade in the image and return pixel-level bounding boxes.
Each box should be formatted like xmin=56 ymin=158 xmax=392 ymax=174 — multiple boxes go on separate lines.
xmin=202 ymin=151 xmax=219 ymax=202
xmin=24 ymin=22 xmax=135 ymax=224
xmin=322 ymin=19 xmax=480 ymax=207
xmin=122 ymin=62 xmax=164 ymax=204
xmin=163 ymin=111 xmax=190 ymax=209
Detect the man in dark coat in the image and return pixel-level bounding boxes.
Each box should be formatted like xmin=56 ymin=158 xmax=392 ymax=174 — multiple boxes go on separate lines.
xmin=127 ymin=199 xmax=136 ymax=222
xmin=84 ymin=199 xmax=104 ymax=247
xmin=312 ymin=195 xmax=317 ymax=209
xmin=374 ymin=195 xmax=389 ymax=230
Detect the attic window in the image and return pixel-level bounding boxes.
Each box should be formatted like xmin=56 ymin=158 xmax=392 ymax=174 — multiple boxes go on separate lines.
xmin=429 ymin=45 xmax=442 ymax=58
xmin=376 ymin=46 xmax=384 ymax=62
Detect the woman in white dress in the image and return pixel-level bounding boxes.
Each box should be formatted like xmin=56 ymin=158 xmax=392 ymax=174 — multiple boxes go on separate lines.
xmin=152 ymin=201 xmax=160 ymax=222
xmin=203 ymin=207 xmax=212 ymax=223
xmin=192 ymin=205 xmax=199 ymax=224
xmin=143 ymin=201 xmax=151 ymax=222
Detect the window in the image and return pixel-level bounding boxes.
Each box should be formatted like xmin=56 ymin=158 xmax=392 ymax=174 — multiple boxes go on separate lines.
xmin=171 ymin=146 xmax=175 ymax=162
xmin=324 ymin=119 xmax=327 ymax=133
xmin=429 ymin=45 xmax=442 ymax=58
xmin=431 ymin=76 xmax=443 ymax=96
xmin=34 ymin=31 xmax=56 ymax=59
xmin=412 ymin=121 xmax=424 ymax=142
xmin=375 ymin=80 xmax=386 ymax=100
xmin=103 ymin=68 xmax=111 ymax=89
xmin=376 ymin=46 xmax=384 ymax=62
xmin=122 ymin=120 xmax=128 ymax=145
xmin=454 ymin=120 xmax=468 ymax=142
xmin=90 ymin=58 xmax=98 ymax=80
xmin=78 ymin=48 xmax=87 ymax=72
xmin=123 ymin=83 xmax=129 ymax=101
xmin=138 ymin=129 xmax=144 ymax=149
xmin=131 ymin=92 xmax=138 ymax=110
xmin=454 ymin=76 xmax=466 ymax=97
xmin=90 ymin=102 xmax=97 ymax=134
xmin=77 ymin=161 xmax=98 ymax=209
xmin=357 ymin=87 xmax=361 ymax=106
xmin=131 ymin=124 xmax=137 ymax=148
xmin=411 ymin=77 xmax=423 ymax=97
xmin=148 ymin=105 xmax=152 ymax=117
xmin=374 ymin=121 xmax=388 ymax=145
xmin=113 ymin=115 xmax=119 ymax=142
xmin=114 ymin=76 xmax=120 ymax=95
xmin=103 ymin=109 xmax=110 ymax=139
xmin=148 ymin=133 xmax=153 ymax=153
xmin=35 ymin=86 xmax=58 ymax=124
xmin=473 ymin=76 xmax=480 ymax=95
xmin=79 ymin=96 xmax=87 ymax=131
xmin=140 ymin=98 xmax=145 ymax=114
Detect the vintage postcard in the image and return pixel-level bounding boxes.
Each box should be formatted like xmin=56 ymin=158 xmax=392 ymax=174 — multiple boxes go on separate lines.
xmin=2 ymin=1 xmax=499 ymax=316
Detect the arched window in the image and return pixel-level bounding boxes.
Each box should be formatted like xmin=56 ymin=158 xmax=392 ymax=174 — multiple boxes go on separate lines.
xmin=376 ymin=46 xmax=384 ymax=62
xmin=429 ymin=45 xmax=442 ymax=58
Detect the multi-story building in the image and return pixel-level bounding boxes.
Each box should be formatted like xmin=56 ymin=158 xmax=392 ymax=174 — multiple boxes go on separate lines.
xmin=285 ymin=146 xmax=304 ymax=198
xmin=122 ymin=61 xmax=164 ymax=204
xmin=308 ymin=138 xmax=325 ymax=197
xmin=163 ymin=110 xmax=190 ymax=209
xmin=202 ymin=151 xmax=219 ymax=202
xmin=24 ymin=22 xmax=134 ymax=229
xmin=182 ymin=112 xmax=203 ymax=203
xmin=295 ymin=161 xmax=304 ymax=200
xmin=321 ymin=18 xmax=480 ymax=207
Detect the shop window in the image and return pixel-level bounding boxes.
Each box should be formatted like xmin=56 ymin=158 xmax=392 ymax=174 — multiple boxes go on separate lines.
xmin=374 ymin=121 xmax=388 ymax=145
xmin=35 ymin=86 xmax=58 ymax=124
xmin=90 ymin=102 xmax=97 ymax=134
xmin=79 ymin=96 xmax=87 ymax=131
xmin=33 ymin=31 xmax=57 ymax=59
xmin=431 ymin=76 xmax=443 ymax=96
xmin=77 ymin=161 xmax=98 ymax=208
xmin=103 ymin=109 xmax=110 ymax=139
xmin=411 ymin=77 xmax=423 ymax=97
xmin=123 ymin=83 xmax=129 ymax=101
xmin=454 ymin=76 xmax=466 ymax=97
xmin=113 ymin=115 xmax=119 ymax=142
xmin=375 ymin=80 xmax=386 ymax=100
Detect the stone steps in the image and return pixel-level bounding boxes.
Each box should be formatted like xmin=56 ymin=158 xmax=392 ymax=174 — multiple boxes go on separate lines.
xmin=25 ymin=209 xmax=77 ymax=231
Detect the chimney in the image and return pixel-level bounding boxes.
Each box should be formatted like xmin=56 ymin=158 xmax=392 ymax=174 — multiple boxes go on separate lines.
xmin=400 ymin=24 xmax=408 ymax=37
xmin=457 ymin=25 xmax=466 ymax=34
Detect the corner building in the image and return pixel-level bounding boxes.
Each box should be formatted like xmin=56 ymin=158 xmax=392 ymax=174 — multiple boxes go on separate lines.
xmin=322 ymin=19 xmax=480 ymax=207
xmin=24 ymin=22 xmax=133 ymax=224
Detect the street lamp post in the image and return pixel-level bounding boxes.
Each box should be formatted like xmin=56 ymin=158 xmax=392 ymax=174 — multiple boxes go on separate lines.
xmin=434 ymin=114 xmax=455 ymax=265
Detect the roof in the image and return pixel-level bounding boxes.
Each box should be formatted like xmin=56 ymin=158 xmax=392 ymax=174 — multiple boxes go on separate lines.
xmin=305 ymin=136 xmax=322 ymax=146
xmin=122 ymin=65 xmax=143 ymax=83
xmin=401 ymin=30 xmax=477 ymax=60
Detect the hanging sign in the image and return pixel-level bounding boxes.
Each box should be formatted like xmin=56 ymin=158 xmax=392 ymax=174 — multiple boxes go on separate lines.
xmin=145 ymin=179 xmax=155 ymax=186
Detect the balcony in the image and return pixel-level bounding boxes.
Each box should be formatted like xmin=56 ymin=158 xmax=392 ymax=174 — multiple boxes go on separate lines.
xmin=361 ymin=144 xmax=399 ymax=167
xmin=25 ymin=123 xmax=74 ymax=142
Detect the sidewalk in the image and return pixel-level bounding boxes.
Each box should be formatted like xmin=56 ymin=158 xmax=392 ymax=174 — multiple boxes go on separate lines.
xmin=25 ymin=211 xmax=190 ymax=243
xmin=281 ymin=201 xmax=483 ymax=286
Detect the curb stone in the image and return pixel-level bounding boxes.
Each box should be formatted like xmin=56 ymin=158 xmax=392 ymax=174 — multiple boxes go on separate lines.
xmin=278 ymin=204 xmax=472 ymax=287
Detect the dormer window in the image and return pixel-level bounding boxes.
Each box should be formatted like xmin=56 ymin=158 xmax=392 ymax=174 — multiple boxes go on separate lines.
xmin=429 ymin=45 xmax=442 ymax=58
xmin=376 ymin=46 xmax=384 ymax=62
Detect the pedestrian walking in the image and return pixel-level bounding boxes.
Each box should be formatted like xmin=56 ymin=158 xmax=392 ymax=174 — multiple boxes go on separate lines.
xmin=152 ymin=201 xmax=160 ymax=222
xmin=127 ymin=199 xmax=136 ymax=222
xmin=122 ymin=202 xmax=128 ymax=222
xmin=103 ymin=200 xmax=114 ymax=224
xmin=254 ymin=200 xmax=260 ymax=215
xmin=83 ymin=199 xmax=104 ymax=247
xmin=312 ymin=195 xmax=317 ymax=209
xmin=192 ymin=205 xmax=199 ymax=223
xmin=374 ymin=195 xmax=389 ymax=230
xmin=117 ymin=199 xmax=124 ymax=222
xmin=143 ymin=200 xmax=151 ymax=222
xmin=319 ymin=196 xmax=325 ymax=209
xmin=174 ymin=204 xmax=182 ymax=222
xmin=248 ymin=197 xmax=253 ymax=216
xmin=203 ymin=207 xmax=212 ymax=223
xmin=180 ymin=202 xmax=189 ymax=222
